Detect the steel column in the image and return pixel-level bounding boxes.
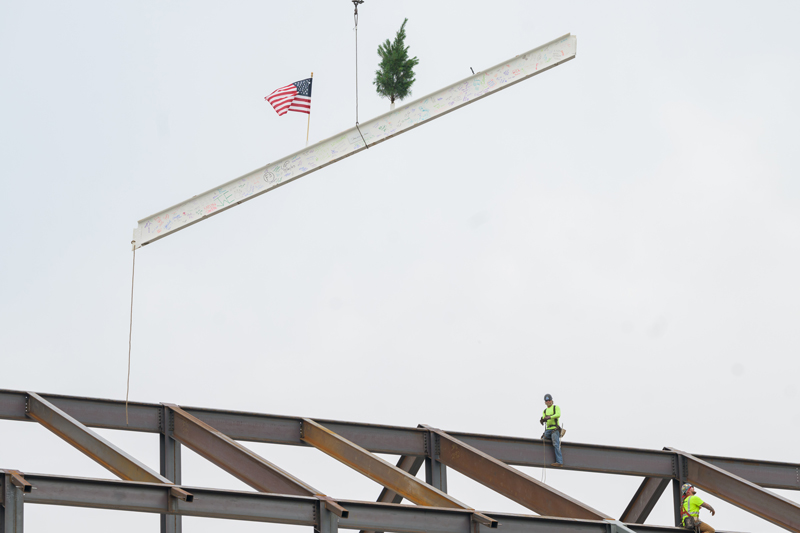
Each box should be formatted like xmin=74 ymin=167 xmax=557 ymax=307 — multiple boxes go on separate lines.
xmin=670 ymin=451 xmax=686 ymax=528
xmin=674 ymin=449 xmax=800 ymax=532
xmin=424 ymin=429 xmax=447 ymax=492
xmin=619 ymin=477 xmax=670 ymax=523
xmin=300 ymin=419 xmax=496 ymax=527
xmin=317 ymin=501 xmax=339 ymax=533
xmin=1 ymin=473 xmax=23 ymax=533
xmin=422 ymin=426 xmax=609 ymax=520
xmin=160 ymin=406 xmax=182 ymax=533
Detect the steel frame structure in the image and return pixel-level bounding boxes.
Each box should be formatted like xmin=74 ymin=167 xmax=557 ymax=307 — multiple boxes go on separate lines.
xmin=1 ymin=389 xmax=798 ymax=533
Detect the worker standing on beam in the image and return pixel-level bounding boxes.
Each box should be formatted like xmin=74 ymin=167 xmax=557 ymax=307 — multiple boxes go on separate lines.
xmin=540 ymin=394 xmax=563 ymax=467
xmin=681 ymin=483 xmax=716 ymax=532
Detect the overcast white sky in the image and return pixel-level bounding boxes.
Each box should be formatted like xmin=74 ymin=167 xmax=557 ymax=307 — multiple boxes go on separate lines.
xmin=1 ymin=1 xmax=799 ymax=532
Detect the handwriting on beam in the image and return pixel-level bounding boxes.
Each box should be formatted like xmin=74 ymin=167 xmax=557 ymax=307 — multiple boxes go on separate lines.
xmin=133 ymin=34 xmax=577 ymax=248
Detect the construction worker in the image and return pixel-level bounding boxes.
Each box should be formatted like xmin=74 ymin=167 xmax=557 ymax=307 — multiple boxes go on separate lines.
xmin=539 ymin=393 xmax=563 ymax=467
xmin=681 ymin=483 xmax=716 ymax=532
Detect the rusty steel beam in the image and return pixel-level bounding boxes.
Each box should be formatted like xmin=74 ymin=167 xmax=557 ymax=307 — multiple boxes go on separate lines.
xmin=2 ymin=389 xmax=798 ymax=492
xmin=2 ymin=470 xmax=746 ymax=533
xmin=619 ymin=477 xmax=670 ymax=523
xmin=672 ymin=449 xmax=800 ymax=533
xmin=165 ymin=404 xmax=347 ymax=517
xmin=26 ymin=392 xmax=170 ymax=484
xmin=360 ymin=455 xmax=425 ymax=533
xmin=300 ymin=419 xmax=497 ymax=528
xmin=375 ymin=456 xmax=425 ymax=505
xmin=4 ymin=472 xmax=31 ymax=495
xmin=423 ymin=426 xmax=609 ymax=520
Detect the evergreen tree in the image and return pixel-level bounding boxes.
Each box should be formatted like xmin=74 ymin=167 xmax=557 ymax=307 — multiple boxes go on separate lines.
xmin=374 ymin=18 xmax=419 ymax=108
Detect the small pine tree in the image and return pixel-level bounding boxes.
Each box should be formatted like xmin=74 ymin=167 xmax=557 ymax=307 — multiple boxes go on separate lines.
xmin=374 ymin=18 xmax=420 ymax=108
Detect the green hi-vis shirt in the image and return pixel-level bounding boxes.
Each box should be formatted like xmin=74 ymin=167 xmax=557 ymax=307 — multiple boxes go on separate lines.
xmin=682 ymin=495 xmax=704 ymax=526
xmin=542 ymin=405 xmax=561 ymax=430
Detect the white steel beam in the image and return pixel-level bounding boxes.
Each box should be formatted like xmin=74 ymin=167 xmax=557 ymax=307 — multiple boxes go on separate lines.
xmin=132 ymin=34 xmax=577 ymax=248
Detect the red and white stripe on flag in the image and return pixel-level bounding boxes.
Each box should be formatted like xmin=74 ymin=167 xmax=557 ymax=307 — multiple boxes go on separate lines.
xmin=265 ymin=78 xmax=312 ymax=116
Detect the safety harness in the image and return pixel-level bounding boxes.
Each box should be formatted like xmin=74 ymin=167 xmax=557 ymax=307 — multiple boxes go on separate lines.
xmin=681 ymin=495 xmax=700 ymax=528
xmin=542 ymin=405 xmax=561 ymax=430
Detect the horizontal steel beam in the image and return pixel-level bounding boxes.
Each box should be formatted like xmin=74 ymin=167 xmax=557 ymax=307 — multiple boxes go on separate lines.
xmin=1 ymin=471 xmax=730 ymax=533
xmin=2 ymin=389 xmax=798 ymax=490
xmin=300 ymin=419 xmax=498 ymax=527
xmin=674 ymin=450 xmax=800 ymax=533
xmin=426 ymin=426 xmax=609 ymax=520
xmin=619 ymin=477 xmax=670 ymax=523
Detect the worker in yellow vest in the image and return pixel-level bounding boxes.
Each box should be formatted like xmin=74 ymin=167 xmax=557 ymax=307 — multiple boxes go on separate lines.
xmin=681 ymin=483 xmax=716 ymax=532
xmin=539 ymin=393 xmax=563 ymax=467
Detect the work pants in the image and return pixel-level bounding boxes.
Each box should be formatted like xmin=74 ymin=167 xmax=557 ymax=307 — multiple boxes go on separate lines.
xmin=697 ymin=522 xmax=715 ymax=533
xmin=543 ymin=429 xmax=563 ymax=464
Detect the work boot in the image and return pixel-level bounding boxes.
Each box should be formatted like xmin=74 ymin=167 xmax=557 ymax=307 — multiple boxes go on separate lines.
xmin=550 ymin=463 xmax=563 ymax=467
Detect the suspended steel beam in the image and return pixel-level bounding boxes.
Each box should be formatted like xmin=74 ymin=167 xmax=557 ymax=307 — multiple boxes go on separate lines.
xmin=619 ymin=477 xmax=670 ymax=523
xmin=4 ymin=471 xmax=718 ymax=533
xmin=300 ymin=419 xmax=497 ymax=528
xmin=670 ymin=449 xmax=800 ymax=533
xmin=422 ymin=426 xmax=609 ymax=520
xmin=2 ymin=390 xmax=799 ymax=491
xmin=164 ymin=404 xmax=348 ymax=517
xmin=131 ymin=34 xmax=577 ymax=249
xmin=26 ymin=392 xmax=170 ymax=484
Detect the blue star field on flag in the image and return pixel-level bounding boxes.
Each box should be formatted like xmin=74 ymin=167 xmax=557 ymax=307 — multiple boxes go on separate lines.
xmin=265 ymin=78 xmax=313 ymax=116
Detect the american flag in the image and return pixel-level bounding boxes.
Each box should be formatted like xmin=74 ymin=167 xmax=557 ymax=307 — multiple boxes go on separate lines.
xmin=265 ymin=78 xmax=312 ymax=116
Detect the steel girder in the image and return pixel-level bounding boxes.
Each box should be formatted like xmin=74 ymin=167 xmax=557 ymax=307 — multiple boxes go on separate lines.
xmin=620 ymin=477 xmax=670 ymax=524
xmin=163 ymin=404 xmax=349 ymax=517
xmin=25 ymin=392 xmax=170 ymax=484
xmin=619 ymin=477 xmax=670 ymax=523
xmin=422 ymin=426 xmax=609 ymax=520
xmin=2 ymin=389 xmax=799 ymax=532
xmin=1 ymin=389 xmax=796 ymax=491
xmin=299 ymin=419 xmax=497 ymax=528
xmin=669 ymin=449 xmax=800 ymax=533
xmin=361 ymin=455 xmax=425 ymax=533
xmin=1 ymin=471 xmax=738 ymax=533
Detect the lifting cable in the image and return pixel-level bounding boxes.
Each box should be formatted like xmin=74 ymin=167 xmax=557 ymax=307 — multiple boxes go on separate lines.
xmin=126 ymin=242 xmax=136 ymax=425
xmin=352 ymin=0 xmax=368 ymax=148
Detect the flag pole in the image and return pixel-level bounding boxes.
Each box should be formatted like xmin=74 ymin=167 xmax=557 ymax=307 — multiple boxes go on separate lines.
xmin=306 ymin=72 xmax=313 ymax=146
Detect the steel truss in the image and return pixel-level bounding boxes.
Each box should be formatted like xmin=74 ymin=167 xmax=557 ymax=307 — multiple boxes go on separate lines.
xmin=1 ymin=389 xmax=798 ymax=533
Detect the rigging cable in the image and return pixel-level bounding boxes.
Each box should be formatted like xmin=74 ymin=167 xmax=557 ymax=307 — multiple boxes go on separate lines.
xmin=353 ymin=0 xmax=368 ymax=147
xmin=126 ymin=242 xmax=136 ymax=425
